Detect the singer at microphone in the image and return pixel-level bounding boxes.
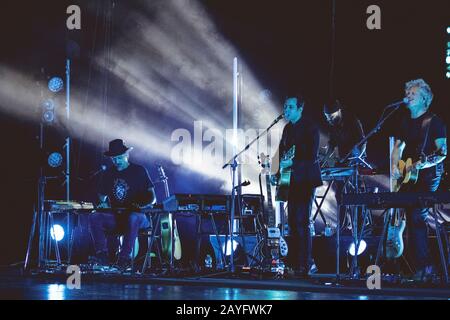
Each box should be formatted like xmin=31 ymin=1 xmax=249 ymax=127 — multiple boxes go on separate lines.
xmin=390 ymin=79 xmax=447 ymax=277
xmin=275 ymin=95 xmax=323 ymax=276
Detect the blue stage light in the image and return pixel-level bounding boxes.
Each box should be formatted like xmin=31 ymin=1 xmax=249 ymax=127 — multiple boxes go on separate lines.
xmin=42 ymin=99 xmax=55 ymax=110
xmin=42 ymin=110 xmax=55 ymax=123
xmin=48 ymin=152 xmax=63 ymax=168
xmin=48 ymin=77 xmax=64 ymax=93
xmin=447 ymin=26 xmax=450 ymax=34
xmin=50 ymin=224 xmax=65 ymax=242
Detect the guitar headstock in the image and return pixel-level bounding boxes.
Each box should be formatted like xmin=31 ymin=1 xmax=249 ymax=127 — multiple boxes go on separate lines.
xmin=157 ymin=164 xmax=167 ymax=181
xmin=259 ymin=153 xmax=271 ymax=174
xmin=282 ymin=145 xmax=296 ymax=161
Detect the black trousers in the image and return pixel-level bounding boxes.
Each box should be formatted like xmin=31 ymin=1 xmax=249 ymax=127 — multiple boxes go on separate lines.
xmin=288 ymin=185 xmax=316 ymax=271
xmin=401 ymin=165 xmax=443 ymax=270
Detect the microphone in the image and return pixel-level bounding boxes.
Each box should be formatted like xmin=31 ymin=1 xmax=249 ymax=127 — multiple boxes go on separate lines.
xmin=271 ymin=114 xmax=284 ymax=125
xmin=234 ymin=180 xmax=251 ymax=189
xmin=89 ymin=165 xmax=107 ymax=179
xmin=387 ymin=98 xmax=409 ymax=108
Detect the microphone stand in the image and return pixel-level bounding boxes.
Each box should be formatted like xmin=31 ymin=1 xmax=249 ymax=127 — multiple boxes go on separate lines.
xmin=336 ymin=101 xmax=404 ymax=280
xmin=222 ymin=116 xmax=283 ymax=274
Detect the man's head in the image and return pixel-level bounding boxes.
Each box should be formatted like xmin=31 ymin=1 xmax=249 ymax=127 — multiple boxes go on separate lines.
xmin=324 ymin=100 xmax=343 ymax=126
xmin=283 ymin=95 xmax=304 ymax=124
xmin=405 ymin=78 xmax=433 ymax=113
xmin=104 ymin=139 xmax=132 ymax=171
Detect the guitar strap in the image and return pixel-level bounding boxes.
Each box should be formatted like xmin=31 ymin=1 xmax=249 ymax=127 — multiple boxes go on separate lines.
xmin=418 ymin=114 xmax=434 ymax=159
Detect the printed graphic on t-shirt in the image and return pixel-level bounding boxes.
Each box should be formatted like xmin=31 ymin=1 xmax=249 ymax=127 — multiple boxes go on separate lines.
xmin=113 ymin=178 xmax=130 ymax=203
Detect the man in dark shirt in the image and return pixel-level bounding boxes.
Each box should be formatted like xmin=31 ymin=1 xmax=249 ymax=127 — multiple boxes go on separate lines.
xmin=323 ymin=100 xmax=366 ymax=164
xmin=323 ymin=100 xmax=366 ymax=229
xmin=89 ymin=139 xmax=156 ymax=270
xmin=392 ymin=79 xmax=447 ymax=281
xmin=275 ymin=95 xmax=322 ymax=277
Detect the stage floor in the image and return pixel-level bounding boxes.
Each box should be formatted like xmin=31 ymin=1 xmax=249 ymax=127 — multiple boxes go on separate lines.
xmin=0 ymin=269 xmax=449 ymax=300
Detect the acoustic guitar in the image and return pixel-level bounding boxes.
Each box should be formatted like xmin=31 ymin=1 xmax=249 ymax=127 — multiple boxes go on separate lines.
xmin=275 ymin=145 xmax=296 ymax=202
xmin=157 ymin=165 xmax=182 ymax=262
xmin=393 ymin=152 xmax=439 ymax=192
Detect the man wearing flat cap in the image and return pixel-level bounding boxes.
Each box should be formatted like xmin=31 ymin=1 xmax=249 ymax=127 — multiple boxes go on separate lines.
xmin=323 ymin=100 xmax=366 ymax=229
xmin=323 ymin=100 xmax=366 ymax=165
xmin=89 ymin=139 xmax=156 ymax=270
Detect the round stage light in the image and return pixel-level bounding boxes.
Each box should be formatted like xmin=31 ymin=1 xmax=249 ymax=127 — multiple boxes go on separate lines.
xmin=348 ymin=239 xmax=367 ymax=256
xmin=50 ymin=224 xmax=65 ymax=242
xmin=42 ymin=99 xmax=55 ymax=110
xmin=42 ymin=110 xmax=55 ymax=123
xmin=48 ymin=152 xmax=63 ymax=168
xmin=447 ymin=26 xmax=450 ymax=34
xmin=222 ymin=239 xmax=239 ymax=256
xmin=48 ymin=77 xmax=64 ymax=93
xmin=447 ymin=72 xmax=450 ymax=79
xmin=446 ymin=56 xmax=450 ymax=64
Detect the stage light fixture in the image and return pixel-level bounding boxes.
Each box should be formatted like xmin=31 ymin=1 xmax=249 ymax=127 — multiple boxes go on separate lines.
xmin=222 ymin=239 xmax=239 ymax=256
xmin=50 ymin=224 xmax=65 ymax=242
xmin=42 ymin=99 xmax=55 ymax=110
xmin=48 ymin=152 xmax=63 ymax=168
xmin=42 ymin=110 xmax=55 ymax=123
xmin=447 ymin=26 xmax=450 ymax=34
xmin=48 ymin=77 xmax=64 ymax=93
xmin=348 ymin=239 xmax=367 ymax=256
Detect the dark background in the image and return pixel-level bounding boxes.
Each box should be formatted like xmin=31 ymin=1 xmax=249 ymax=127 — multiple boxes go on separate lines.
xmin=0 ymin=0 xmax=449 ymax=265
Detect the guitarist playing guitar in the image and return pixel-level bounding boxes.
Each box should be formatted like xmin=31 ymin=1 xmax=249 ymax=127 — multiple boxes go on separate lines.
xmin=272 ymin=95 xmax=322 ymax=278
xmin=391 ymin=79 xmax=447 ymax=281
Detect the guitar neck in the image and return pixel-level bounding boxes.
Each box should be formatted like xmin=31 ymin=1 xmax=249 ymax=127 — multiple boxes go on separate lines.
xmin=162 ymin=179 xmax=170 ymax=199
xmin=265 ymin=173 xmax=275 ymax=228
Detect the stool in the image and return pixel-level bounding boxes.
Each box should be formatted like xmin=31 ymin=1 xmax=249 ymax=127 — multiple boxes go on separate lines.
xmin=131 ymin=213 xmax=164 ymax=274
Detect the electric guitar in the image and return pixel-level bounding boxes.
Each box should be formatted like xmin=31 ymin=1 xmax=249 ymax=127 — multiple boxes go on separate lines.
xmin=275 ymin=145 xmax=296 ymax=202
xmin=260 ymin=153 xmax=288 ymax=259
xmin=385 ymin=209 xmax=406 ymax=259
xmin=157 ymin=165 xmax=182 ymax=262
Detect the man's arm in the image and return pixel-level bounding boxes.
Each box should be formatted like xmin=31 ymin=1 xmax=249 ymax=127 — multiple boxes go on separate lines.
xmin=415 ymin=138 xmax=447 ymax=169
xmin=391 ymin=139 xmax=405 ymax=179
